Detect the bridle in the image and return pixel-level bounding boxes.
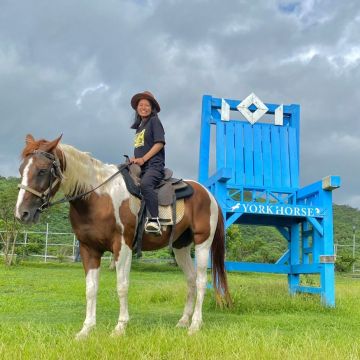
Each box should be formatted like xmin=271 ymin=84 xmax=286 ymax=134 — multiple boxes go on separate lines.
xmin=18 ymin=150 xmax=128 ymax=212
xmin=17 ymin=150 xmax=63 ymax=212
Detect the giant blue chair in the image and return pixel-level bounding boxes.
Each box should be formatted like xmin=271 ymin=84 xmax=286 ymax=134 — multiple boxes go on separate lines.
xmin=198 ymin=93 xmax=340 ymax=306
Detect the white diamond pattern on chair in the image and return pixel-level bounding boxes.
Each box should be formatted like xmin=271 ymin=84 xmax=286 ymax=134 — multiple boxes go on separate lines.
xmin=237 ymin=93 xmax=268 ymax=124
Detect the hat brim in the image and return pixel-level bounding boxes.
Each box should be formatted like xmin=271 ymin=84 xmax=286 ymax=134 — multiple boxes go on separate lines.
xmin=131 ymin=93 xmax=161 ymax=113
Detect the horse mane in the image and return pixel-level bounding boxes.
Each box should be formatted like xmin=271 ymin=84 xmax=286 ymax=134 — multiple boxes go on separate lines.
xmin=59 ymin=144 xmax=118 ymax=197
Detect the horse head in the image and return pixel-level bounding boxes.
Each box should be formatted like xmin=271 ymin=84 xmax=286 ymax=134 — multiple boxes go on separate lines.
xmin=15 ymin=134 xmax=63 ymax=224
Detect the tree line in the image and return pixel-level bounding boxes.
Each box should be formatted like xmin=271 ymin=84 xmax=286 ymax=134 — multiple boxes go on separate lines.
xmin=1 ymin=176 xmax=359 ymax=270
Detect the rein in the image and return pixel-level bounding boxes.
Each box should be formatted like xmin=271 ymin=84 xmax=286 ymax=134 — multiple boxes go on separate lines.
xmin=18 ymin=150 xmax=127 ymax=212
xmin=48 ymin=166 xmax=126 ymax=208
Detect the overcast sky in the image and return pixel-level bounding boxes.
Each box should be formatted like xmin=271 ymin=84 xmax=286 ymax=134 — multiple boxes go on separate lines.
xmin=0 ymin=0 xmax=359 ymax=208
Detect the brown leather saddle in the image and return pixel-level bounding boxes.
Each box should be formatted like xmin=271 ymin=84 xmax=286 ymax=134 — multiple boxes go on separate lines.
xmin=120 ymin=163 xmax=194 ymax=205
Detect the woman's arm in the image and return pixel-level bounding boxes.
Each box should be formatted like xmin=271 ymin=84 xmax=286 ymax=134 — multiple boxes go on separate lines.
xmin=131 ymin=142 xmax=164 ymax=166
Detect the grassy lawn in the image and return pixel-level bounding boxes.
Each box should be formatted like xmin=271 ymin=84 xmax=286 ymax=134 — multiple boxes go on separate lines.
xmin=0 ymin=260 xmax=360 ymax=359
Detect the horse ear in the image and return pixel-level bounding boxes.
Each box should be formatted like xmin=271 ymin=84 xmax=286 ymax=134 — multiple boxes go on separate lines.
xmin=43 ymin=134 xmax=63 ymax=153
xmin=25 ymin=134 xmax=35 ymax=145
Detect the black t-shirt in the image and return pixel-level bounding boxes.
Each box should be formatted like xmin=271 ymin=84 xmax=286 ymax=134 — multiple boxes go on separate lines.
xmin=134 ymin=114 xmax=165 ymax=168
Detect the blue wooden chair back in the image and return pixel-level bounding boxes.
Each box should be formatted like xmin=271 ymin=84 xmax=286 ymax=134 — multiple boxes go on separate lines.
xmin=199 ymin=95 xmax=301 ymax=192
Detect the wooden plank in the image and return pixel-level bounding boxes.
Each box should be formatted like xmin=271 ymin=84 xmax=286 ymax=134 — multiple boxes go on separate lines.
xmin=211 ymin=97 xmax=297 ymax=117
xmin=198 ymin=95 xmax=212 ymax=183
xmin=291 ymin=264 xmax=322 ymax=274
xmin=276 ymin=250 xmax=290 ymax=265
xmin=322 ymin=175 xmax=341 ymax=190
xmin=297 ymin=286 xmax=322 ymax=294
xmin=225 ymin=122 xmax=235 ymax=180
xmin=244 ymin=124 xmax=254 ymax=186
xmin=271 ymin=126 xmax=281 ymax=188
xmin=253 ymin=124 xmax=263 ymax=186
xmin=234 ymin=123 xmax=244 ymax=185
xmin=226 ymin=212 xmax=243 ymax=228
xmin=203 ymin=168 xmax=232 ymax=187
xmin=225 ymin=261 xmax=290 ymax=274
xmin=280 ymin=127 xmax=290 ymax=188
xmin=289 ymin=223 xmax=300 ymax=294
xmin=221 ymin=98 xmax=230 ymax=121
xmin=216 ymin=120 xmax=225 ymax=170
xmin=288 ymin=127 xmax=299 ymax=188
xmin=262 ymin=125 xmax=272 ymax=187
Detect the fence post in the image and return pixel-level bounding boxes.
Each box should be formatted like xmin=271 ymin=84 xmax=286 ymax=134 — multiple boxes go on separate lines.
xmin=44 ymin=223 xmax=49 ymax=263
xmin=353 ymin=226 xmax=356 ymax=273
xmin=72 ymin=234 xmax=76 ymax=260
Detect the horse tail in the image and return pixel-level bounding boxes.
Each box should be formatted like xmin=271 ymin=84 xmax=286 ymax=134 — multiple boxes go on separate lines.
xmin=211 ymin=204 xmax=232 ymax=307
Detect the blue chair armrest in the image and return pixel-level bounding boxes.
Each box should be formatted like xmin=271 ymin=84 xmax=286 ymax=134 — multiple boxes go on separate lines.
xmin=297 ymin=175 xmax=341 ymax=201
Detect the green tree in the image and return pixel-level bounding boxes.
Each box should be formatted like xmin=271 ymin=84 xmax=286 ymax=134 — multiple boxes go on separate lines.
xmin=0 ymin=177 xmax=21 ymax=265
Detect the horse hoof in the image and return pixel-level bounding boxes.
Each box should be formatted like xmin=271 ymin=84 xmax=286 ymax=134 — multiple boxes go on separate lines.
xmin=188 ymin=322 xmax=202 ymax=335
xmin=75 ymin=324 xmax=95 ymax=340
xmin=75 ymin=331 xmax=89 ymax=341
xmin=111 ymin=328 xmax=126 ymax=337
xmin=188 ymin=327 xmax=200 ymax=335
xmin=111 ymin=322 xmax=127 ymax=337
xmin=176 ymin=319 xmax=189 ymax=328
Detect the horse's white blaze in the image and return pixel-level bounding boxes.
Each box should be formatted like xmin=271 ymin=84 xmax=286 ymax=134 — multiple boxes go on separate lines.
xmin=15 ymin=158 xmax=32 ymax=218
xmin=190 ymin=191 xmax=218 ymax=334
xmin=173 ymin=244 xmax=196 ymax=326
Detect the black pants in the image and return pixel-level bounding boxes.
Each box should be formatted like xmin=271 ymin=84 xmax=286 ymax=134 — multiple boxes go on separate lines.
xmin=140 ymin=166 xmax=164 ymax=218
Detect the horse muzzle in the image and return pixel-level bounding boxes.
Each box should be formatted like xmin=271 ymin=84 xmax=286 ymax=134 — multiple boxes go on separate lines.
xmin=15 ymin=206 xmax=41 ymax=224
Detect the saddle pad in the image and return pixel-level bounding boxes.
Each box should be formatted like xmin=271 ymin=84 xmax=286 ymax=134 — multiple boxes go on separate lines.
xmin=129 ymin=195 xmax=185 ymax=225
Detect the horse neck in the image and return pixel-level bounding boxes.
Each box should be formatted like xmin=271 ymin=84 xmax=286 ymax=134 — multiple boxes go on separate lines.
xmin=58 ymin=144 xmax=124 ymax=197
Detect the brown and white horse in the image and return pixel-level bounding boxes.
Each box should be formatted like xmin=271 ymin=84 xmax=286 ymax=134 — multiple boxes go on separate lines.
xmin=15 ymin=134 xmax=231 ymax=338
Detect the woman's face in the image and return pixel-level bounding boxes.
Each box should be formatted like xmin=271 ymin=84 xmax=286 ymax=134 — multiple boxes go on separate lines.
xmin=137 ymin=99 xmax=152 ymax=118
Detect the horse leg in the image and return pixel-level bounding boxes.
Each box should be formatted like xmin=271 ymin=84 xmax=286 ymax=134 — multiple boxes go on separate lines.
xmin=173 ymin=244 xmax=196 ymax=328
xmin=187 ymin=237 xmax=212 ymax=335
xmin=75 ymin=245 xmax=102 ymax=340
xmin=112 ymin=242 xmax=132 ymax=336
xmin=188 ymin=197 xmax=218 ymax=335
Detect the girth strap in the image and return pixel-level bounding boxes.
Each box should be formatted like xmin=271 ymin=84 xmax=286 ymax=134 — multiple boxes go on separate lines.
xmin=168 ymin=193 xmax=177 ymax=250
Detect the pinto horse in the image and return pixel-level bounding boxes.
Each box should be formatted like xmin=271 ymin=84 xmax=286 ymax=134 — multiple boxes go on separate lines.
xmin=15 ymin=134 xmax=231 ymax=338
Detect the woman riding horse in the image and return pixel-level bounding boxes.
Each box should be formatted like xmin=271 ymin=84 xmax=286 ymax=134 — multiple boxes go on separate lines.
xmin=130 ymin=91 xmax=165 ymax=235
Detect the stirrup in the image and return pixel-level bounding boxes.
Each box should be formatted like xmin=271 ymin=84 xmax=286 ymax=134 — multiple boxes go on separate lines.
xmin=145 ymin=217 xmax=162 ymax=235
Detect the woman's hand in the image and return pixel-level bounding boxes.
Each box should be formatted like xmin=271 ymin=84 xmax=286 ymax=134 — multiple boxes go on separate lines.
xmin=130 ymin=157 xmax=145 ymax=166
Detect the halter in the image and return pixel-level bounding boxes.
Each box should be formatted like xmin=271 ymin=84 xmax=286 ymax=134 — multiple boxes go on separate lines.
xmin=17 ymin=150 xmax=63 ymax=212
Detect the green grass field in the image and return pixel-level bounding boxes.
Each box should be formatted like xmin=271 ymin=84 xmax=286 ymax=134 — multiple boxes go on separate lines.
xmin=1 ymin=261 xmax=360 ymax=360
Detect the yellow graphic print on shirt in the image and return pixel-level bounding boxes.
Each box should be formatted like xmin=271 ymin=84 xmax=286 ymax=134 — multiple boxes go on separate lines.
xmin=134 ymin=129 xmax=145 ymax=148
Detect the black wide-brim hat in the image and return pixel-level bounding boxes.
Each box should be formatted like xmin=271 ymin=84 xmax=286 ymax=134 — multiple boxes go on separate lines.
xmin=131 ymin=91 xmax=161 ymax=113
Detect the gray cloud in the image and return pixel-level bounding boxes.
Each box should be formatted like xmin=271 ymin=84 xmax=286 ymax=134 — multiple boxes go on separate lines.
xmin=1 ymin=0 xmax=360 ymax=207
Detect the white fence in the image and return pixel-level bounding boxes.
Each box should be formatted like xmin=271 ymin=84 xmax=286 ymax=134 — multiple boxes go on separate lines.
xmin=1 ymin=223 xmax=84 ymax=262
xmin=1 ymin=224 xmax=357 ymax=268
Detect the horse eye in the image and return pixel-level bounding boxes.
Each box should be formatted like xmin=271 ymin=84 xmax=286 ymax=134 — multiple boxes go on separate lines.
xmin=38 ymin=169 xmax=48 ymax=176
